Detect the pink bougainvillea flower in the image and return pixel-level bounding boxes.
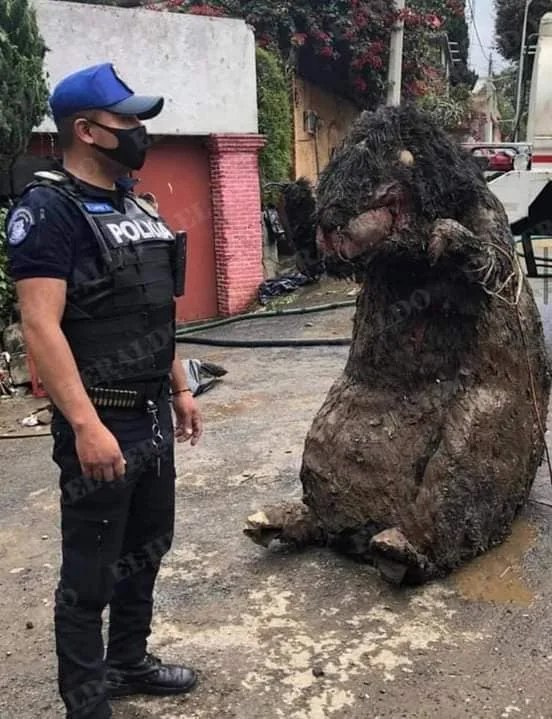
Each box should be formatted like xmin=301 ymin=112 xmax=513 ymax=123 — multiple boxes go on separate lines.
xmin=291 ymin=32 xmax=308 ymax=46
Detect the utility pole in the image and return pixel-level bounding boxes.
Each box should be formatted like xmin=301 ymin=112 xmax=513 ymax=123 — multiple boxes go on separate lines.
xmin=470 ymin=0 xmax=477 ymax=55
xmin=387 ymin=0 xmax=406 ymax=106
xmin=514 ymin=0 xmax=534 ymax=141
xmin=485 ymin=53 xmax=495 ymax=142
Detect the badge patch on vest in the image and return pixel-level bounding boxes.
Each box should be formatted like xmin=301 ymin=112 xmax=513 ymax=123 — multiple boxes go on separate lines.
xmin=7 ymin=207 xmax=35 ymax=246
xmin=83 ymin=202 xmax=114 ymax=214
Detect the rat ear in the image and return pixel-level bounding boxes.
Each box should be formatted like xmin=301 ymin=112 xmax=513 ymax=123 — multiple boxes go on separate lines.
xmin=398 ymin=149 xmax=415 ymax=166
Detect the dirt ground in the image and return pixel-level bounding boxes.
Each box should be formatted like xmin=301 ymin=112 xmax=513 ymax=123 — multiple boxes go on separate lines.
xmin=3 ymin=277 xmax=552 ymax=719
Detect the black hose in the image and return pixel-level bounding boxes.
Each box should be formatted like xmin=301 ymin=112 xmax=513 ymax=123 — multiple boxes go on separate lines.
xmin=177 ymin=336 xmax=351 ymax=348
xmin=175 ymin=300 xmax=357 ymax=336
xmin=175 ymin=299 xmax=355 ymax=348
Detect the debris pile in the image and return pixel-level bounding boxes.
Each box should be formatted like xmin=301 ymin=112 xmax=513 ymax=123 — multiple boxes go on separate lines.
xmin=0 ymin=315 xmax=31 ymax=397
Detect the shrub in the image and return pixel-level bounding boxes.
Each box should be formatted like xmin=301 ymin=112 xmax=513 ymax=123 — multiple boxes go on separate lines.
xmin=256 ymin=47 xmax=293 ymax=199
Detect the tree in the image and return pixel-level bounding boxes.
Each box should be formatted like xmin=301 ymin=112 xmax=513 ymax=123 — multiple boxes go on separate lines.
xmin=0 ymin=0 xmax=48 ymax=176
xmin=0 ymin=0 xmax=47 ymax=323
xmin=495 ymin=0 xmax=552 ymax=62
xmin=493 ymin=65 xmax=517 ymax=139
xmin=447 ymin=3 xmax=477 ymax=87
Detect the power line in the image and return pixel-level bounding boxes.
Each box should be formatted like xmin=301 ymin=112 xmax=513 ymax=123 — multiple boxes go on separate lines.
xmin=469 ymin=0 xmax=477 ymax=53
xmin=467 ymin=0 xmax=490 ymax=62
xmin=466 ymin=0 xmax=491 ymax=63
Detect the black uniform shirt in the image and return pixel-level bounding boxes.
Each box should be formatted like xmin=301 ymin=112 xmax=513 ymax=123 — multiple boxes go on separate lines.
xmin=6 ymin=175 xmax=130 ymax=282
xmin=5 ymin=175 xmax=170 ymax=435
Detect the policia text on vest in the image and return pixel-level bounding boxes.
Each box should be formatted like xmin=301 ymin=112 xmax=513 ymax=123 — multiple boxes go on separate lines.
xmin=103 ymin=216 xmax=174 ymax=244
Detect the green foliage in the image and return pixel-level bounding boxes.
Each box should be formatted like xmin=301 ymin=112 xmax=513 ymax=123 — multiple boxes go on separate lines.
xmin=176 ymin=0 xmax=474 ymax=108
xmin=495 ymin=0 xmax=552 ymax=62
xmin=446 ymin=7 xmax=477 ymax=88
xmin=0 ymin=0 xmax=44 ymax=321
xmin=0 ymin=208 xmax=15 ymax=324
xmin=0 ymin=0 xmax=48 ymax=175
xmin=417 ymin=84 xmax=475 ymax=130
xmin=494 ymin=66 xmax=519 ymax=140
xmin=256 ymin=48 xmax=292 ymax=196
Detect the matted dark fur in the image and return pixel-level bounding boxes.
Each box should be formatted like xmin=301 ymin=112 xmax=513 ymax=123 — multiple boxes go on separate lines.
xmin=245 ymin=105 xmax=551 ymax=585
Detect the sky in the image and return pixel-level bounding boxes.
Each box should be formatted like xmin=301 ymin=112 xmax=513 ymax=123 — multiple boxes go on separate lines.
xmin=468 ymin=0 xmax=507 ymax=77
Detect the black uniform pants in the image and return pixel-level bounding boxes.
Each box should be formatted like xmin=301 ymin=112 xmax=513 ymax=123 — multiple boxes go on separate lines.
xmin=52 ymin=393 xmax=175 ymax=719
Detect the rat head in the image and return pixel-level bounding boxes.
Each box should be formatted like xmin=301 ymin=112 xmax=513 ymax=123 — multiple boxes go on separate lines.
xmin=316 ymin=105 xmax=486 ymax=274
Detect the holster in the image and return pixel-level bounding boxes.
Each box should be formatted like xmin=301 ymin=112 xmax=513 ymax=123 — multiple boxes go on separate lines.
xmin=173 ymin=231 xmax=187 ymax=297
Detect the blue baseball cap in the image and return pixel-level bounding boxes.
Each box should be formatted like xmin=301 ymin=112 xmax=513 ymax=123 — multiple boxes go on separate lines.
xmin=49 ymin=63 xmax=164 ymax=122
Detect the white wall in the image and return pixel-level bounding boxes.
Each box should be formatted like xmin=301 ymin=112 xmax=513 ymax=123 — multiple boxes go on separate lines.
xmin=527 ymin=13 xmax=552 ymax=151
xmin=33 ymin=0 xmax=258 ymax=135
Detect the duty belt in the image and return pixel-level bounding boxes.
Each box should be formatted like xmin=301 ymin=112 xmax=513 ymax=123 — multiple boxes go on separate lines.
xmin=87 ymin=380 xmax=167 ymax=410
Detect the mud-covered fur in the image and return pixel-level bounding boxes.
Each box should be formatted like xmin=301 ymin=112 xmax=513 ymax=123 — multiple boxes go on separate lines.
xmin=317 ymin=106 xmax=485 ymax=233
xmin=245 ymin=105 xmax=550 ymax=584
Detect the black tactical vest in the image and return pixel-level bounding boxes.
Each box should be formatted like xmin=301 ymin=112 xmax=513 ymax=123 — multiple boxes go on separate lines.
xmin=26 ymin=172 xmax=178 ymax=387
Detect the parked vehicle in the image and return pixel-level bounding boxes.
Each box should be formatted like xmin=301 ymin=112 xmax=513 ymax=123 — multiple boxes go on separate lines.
xmin=463 ymin=12 xmax=552 ymax=276
xmin=463 ymin=144 xmax=531 ymax=175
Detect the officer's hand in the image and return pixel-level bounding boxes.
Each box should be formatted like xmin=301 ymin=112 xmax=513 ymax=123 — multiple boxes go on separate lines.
xmin=173 ymin=393 xmax=203 ymax=447
xmin=75 ymin=421 xmax=126 ymax=482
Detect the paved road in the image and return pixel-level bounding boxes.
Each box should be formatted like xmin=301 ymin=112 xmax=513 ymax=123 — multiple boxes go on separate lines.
xmin=1 ymin=293 xmax=552 ymax=719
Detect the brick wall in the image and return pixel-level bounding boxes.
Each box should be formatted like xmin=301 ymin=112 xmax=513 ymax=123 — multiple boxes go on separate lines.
xmin=208 ymin=134 xmax=266 ymax=316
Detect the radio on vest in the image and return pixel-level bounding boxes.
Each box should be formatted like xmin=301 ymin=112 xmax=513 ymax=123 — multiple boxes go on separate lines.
xmin=174 ymin=231 xmax=187 ymax=298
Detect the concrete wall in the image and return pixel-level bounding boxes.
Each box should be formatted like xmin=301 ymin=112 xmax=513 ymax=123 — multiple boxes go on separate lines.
xmin=33 ymin=0 xmax=258 ymax=136
xmin=293 ymin=75 xmax=359 ymax=183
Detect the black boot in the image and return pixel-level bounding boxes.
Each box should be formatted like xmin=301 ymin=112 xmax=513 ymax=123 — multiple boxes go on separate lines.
xmin=106 ymin=653 xmax=197 ymax=698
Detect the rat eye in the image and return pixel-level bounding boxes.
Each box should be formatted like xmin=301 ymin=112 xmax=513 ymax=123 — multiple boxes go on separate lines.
xmin=398 ymin=149 xmax=415 ymax=166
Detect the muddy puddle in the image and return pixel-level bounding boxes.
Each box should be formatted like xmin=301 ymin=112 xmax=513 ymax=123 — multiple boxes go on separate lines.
xmin=452 ymin=520 xmax=537 ymax=606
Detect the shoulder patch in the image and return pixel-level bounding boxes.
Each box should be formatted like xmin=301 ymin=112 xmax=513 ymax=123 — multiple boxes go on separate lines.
xmin=7 ymin=207 xmax=35 ymax=246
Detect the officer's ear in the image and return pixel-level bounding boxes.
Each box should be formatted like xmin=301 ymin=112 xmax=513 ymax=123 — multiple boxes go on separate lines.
xmin=73 ymin=117 xmax=96 ymax=146
xmin=56 ymin=114 xmax=81 ymax=150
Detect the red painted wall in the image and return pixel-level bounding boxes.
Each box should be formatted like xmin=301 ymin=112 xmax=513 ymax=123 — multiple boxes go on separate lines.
xmin=137 ymin=137 xmax=218 ymax=322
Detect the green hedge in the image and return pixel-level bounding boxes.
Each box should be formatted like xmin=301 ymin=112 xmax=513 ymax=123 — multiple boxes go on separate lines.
xmin=0 ymin=0 xmax=48 ymax=176
xmin=256 ymin=47 xmax=292 ymax=200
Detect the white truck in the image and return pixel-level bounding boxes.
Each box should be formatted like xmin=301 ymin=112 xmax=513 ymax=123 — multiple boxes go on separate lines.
xmin=464 ymin=11 xmax=552 ymax=277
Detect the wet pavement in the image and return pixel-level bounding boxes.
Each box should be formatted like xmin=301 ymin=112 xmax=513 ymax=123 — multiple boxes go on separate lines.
xmin=2 ymin=278 xmax=552 ymax=718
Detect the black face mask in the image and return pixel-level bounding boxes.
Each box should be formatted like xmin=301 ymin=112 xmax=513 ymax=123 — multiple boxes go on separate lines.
xmin=88 ymin=120 xmax=152 ymax=171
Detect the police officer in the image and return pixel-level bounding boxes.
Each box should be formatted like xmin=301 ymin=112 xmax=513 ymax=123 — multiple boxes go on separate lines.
xmin=6 ymin=64 xmax=202 ymax=718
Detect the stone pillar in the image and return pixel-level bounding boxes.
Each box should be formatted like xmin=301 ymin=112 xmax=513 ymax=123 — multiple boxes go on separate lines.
xmin=208 ymin=134 xmax=266 ymax=316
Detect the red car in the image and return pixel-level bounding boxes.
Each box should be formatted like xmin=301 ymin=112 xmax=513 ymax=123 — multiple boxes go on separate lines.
xmin=487 ymin=150 xmax=514 ymax=172
xmin=470 ymin=147 xmax=514 ymax=173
